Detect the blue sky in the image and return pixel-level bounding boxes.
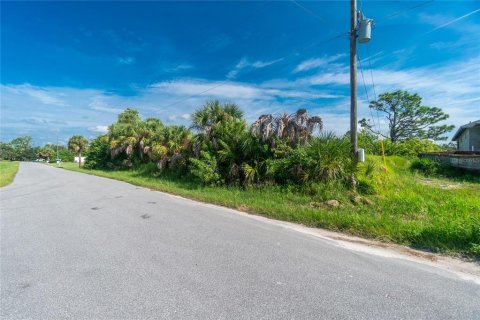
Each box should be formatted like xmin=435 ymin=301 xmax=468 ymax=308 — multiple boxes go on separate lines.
xmin=1 ymin=1 xmax=479 ymax=145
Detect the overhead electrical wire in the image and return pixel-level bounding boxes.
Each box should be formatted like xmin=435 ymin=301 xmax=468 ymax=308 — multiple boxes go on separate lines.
xmin=366 ymin=44 xmax=382 ymax=135
xmin=158 ymin=32 xmax=346 ymax=110
xmin=357 ymin=53 xmax=380 ymax=136
xmin=159 ymin=0 xmax=437 ymax=111
xmin=290 ymin=0 xmax=327 ymax=24
xmin=375 ymin=0 xmax=435 ymax=24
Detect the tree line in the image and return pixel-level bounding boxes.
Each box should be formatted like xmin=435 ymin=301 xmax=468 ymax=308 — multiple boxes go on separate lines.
xmin=0 ymin=136 xmax=74 ymax=162
xmin=76 ymin=90 xmax=452 ymax=186
xmin=1 ymin=90 xmax=455 ymax=187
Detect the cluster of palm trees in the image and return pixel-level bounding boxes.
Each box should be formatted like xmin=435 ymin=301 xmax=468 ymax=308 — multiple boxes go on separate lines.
xmin=77 ymin=100 xmax=354 ymax=186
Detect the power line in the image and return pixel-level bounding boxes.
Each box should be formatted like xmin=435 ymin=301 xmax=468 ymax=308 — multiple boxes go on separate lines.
xmin=290 ymin=0 xmax=327 ymax=24
xmin=157 ymin=32 xmax=346 ymax=110
xmin=376 ymin=0 xmax=435 ymax=24
xmin=366 ymin=44 xmax=382 ymax=137
xmin=159 ymin=1 xmax=435 ymax=112
xmin=357 ymin=53 xmax=380 ymax=136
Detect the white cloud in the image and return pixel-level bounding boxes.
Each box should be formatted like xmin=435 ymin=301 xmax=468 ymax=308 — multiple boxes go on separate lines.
xmin=117 ymin=56 xmax=135 ymax=65
xmin=2 ymin=54 xmax=478 ymax=144
xmin=294 ymin=54 xmax=346 ymax=73
xmin=226 ymin=57 xmax=283 ymax=79
xmin=89 ymin=125 xmax=109 ymax=133
xmin=2 ymin=84 xmax=69 ymax=107
xmin=89 ymin=96 xmax=123 ymax=113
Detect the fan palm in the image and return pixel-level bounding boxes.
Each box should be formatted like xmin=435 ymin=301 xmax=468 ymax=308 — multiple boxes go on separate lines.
xmin=68 ymin=135 xmax=88 ymax=167
xmin=107 ymin=109 xmax=162 ymax=164
xmin=146 ymin=125 xmax=192 ymax=170
xmin=251 ymin=109 xmax=323 ymax=145
xmin=191 ymin=100 xmax=244 ymax=136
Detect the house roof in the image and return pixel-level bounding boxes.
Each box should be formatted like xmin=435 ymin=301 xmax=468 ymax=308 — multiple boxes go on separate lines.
xmin=451 ymin=120 xmax=480 ymax=141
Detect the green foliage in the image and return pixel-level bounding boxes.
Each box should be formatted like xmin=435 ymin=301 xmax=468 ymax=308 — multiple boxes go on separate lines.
xmin=382 ymin=139 xmax=445 ymax=157
xmin=0 ymin=161 xmax=19 ymax=187
xmin=189 ymin=151 xmax=221 ymax=185
xmin=411 ymin=158 xmax=480 ymax=183
xmin=358 ymin=128 xmax=449 ymax=158
xmin=411 ymin=158 xmax=440 ymax=176
xmin=57 ymin=148 xmax=75 ymax=162
xmin=191 ymin=100 xmax=244 ymax=134
xmin=68 ymin=135 xmax=89 ymax=167
xmin=360 ymin=90 xmax=454 ymax=142
xmin=267 ymin=132 xmax=355 ymax=185
xmin=38 ymin=146 xmax=55 ymax=161
xmin=84 ymin=135 xmax=110 ymax=169
xmin=0 ymin=136 xmax=37 ymax=161
xmin=0 ymin=142 xmax=15 ymax=160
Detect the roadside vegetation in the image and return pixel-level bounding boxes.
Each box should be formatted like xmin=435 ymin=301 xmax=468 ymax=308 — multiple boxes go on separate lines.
xmin=5 ymin=90 xmax=479 ymax=258
xmin=0 ymin=136 xmax=75 ymax=162
xmin=53 ymin=155 xmax=480 ymax=258
xmin=0 ymin=161 xmax=19 ymax=187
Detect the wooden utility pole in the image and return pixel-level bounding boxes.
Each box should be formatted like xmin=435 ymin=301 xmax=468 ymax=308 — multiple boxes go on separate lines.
xmin=350 ymin=0 xmax=358 ymax=157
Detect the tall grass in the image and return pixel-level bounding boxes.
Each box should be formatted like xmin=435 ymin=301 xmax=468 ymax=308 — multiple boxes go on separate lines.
xmin=0 ymin=161 xmax=19 ymax=187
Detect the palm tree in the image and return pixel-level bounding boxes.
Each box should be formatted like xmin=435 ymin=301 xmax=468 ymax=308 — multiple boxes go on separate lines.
xmin=68 ymin=135 xmax=88 ymax=168
xmin=251 ymin=109 xmax=323 ymax=145
xmin=107 ymin=109 xmax=162 ymax=165
xmin=146 ymin=125 xmax=192 ymax=170
xmin=191 ymin=100 xmax=244 ymax=136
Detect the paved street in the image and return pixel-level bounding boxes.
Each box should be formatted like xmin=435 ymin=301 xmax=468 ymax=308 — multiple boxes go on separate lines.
xmin=1 ymin=162 xmax=479 ymax=319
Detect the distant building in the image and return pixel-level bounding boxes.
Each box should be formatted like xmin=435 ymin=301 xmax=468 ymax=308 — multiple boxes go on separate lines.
xmin=451 ymin=120 xmax=480 ymax=151
xmin=74 ymin=156 xmax=86 ymax=163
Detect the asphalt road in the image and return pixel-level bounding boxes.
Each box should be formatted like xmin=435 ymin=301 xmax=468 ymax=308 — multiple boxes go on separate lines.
xmin=1 ymin=162 xmax=479 ymax=320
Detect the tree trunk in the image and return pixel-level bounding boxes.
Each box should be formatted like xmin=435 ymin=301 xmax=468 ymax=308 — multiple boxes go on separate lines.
xmin=78 ymin=152 xmax=82 ymax=168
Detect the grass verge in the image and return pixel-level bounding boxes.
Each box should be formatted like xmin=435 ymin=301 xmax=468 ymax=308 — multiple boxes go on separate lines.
xmin=50 ymin=156 xmax=480 ymax=259
xmin=0 ymin=161 xmax=19 ymax=187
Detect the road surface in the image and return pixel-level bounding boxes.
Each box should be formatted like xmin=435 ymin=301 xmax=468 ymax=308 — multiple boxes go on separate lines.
xmin=1 ymin=163 xmax=479 ymax=319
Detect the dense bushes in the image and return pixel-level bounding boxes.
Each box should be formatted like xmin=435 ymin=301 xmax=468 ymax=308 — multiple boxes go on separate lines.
xmin=410 ymin=158 xmax=480 ymax=182
xmin=358 ymin=129 xmax=449 ymax=158
xmin=410 ymin=158 xmax=440 ymax=176
xmin=84 ymin=135 xmax=110 ymax=169
xmin=82 ymin=100 xmax=456 ymax=189
xmin=266 ymin=133 xmax=355 ymax=185
xmin=83 ymin=101 xmax=356 ymax=188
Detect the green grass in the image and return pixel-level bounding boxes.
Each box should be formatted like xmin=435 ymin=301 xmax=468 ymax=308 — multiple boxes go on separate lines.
xmin=0 ymin=161 xmax=19 ymax=187
xmin=51 ymin=157 xmax=480 ymax=259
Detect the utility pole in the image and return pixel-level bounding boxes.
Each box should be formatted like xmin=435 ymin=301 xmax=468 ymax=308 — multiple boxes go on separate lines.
xmin=56 ymin=133 xmax=59 ymax=166
xmin=350 ymin=0 xmax=358 ymax=157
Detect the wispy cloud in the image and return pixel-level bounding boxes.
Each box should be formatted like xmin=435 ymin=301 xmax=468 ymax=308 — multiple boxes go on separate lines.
xmin=293 ymin=54 xmax=346 ymax=73
xmin=2 ymin=54 xmax=478 ymax=144
xmin=2 ymin=84 xmax=69 ymax=107
xmin=117 ymin=56 xmax=135 ymax=65
xmin=424 ymin=8 xmax=480 ymax=34
xmin=89 ymin=125 xmax=109 ymax=133
xmin=226 ymin=57 xmax=283 ymax=79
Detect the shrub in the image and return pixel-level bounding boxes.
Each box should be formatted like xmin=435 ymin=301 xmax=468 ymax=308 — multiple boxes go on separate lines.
xmin=267 ymin=132 xmax=355 ymax=185
xmin=188 ymin=151 xmax=221 ymax=185
xmin=84 ymin=135 xmax=110 ymax=169
xmin=410 ymin=158 xmax=440 ymax=176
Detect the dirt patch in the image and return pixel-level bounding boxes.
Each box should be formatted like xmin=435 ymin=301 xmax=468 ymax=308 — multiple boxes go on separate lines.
xmin=419 ymin=178 xmax=461 ymax=190
xmin=330 ymin=235 xmax=438 ymax=261
xmin=237 ymin=204 xmax=249 ymax=212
